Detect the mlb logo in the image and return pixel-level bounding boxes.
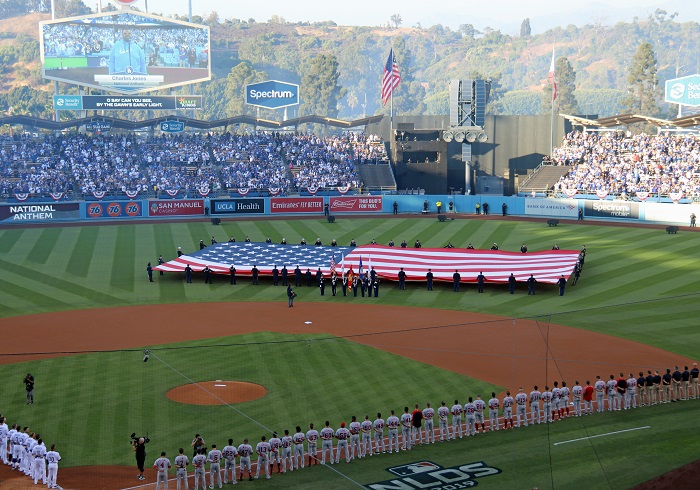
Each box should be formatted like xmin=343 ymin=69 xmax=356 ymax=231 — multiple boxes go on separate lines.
xmin=387 ymin=461 xmax=441 ymax=477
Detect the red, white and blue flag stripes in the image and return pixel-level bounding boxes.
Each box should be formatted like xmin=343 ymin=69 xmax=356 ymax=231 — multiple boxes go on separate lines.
xmin=381 ymin=48 xmax=401 ymax=105
xmin=156 ymin=243 xmax=579 ymax=284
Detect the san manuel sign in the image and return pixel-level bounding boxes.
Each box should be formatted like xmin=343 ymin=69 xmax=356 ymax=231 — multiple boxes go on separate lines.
xmin=665 ymin=74 xmax=700 ymax=107
xmin=245 ymin=80 xmax=299 ymax=109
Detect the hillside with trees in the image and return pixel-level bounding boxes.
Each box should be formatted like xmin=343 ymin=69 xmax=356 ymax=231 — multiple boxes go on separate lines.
xmin=0 ymin=0 xmax=698 ymax=122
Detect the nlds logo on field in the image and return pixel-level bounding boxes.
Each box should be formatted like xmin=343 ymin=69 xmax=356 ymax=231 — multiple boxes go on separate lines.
xmin=367 ymin=460 xmax=501 ymax=489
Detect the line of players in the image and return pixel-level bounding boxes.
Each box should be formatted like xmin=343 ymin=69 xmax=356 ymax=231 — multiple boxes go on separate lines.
xmin=0 ymin=415 xmax=61 ymax=489
xmin=149 ymin=364 xmax=699 ymax=489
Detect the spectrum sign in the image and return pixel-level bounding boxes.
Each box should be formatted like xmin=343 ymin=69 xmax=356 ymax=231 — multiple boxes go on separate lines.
xmin=245 ymin=80 xmax=299 ymax=109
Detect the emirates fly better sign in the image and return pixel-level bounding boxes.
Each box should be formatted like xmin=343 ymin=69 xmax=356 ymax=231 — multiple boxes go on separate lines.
xmin=665 ymin=74 xmax=700 ymax=107
xmin=245 ymin=80 xmax=299 ymax=109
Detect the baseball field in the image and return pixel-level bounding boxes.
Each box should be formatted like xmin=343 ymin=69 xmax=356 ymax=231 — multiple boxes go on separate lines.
xmin=0 ymin=215 xmax=698 ymax=489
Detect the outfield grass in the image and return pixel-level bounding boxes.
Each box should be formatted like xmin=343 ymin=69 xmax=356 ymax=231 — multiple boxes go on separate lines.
xmin=1 ymin=217 xmax=699 ymax=488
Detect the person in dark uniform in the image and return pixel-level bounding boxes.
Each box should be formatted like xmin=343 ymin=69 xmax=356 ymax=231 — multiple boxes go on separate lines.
xmin=330 ymin=239 xmax=338 ymax=247
xmin=287 ymin=285 xmax=296 ymax=307
xmin=370 ymin=267 xmax=377 ymax=283
xmin=490 ymin=243 xmax=499 ymax=251
xmin=414 ymin=239 xmax=422 ymax=248
xmin=331 ymin=272 xmax=338 ymax=296
xmin=557 ymin=275 xmax=567 ymax=296
xmin=251 ymin=265 xmax=259 ymax=285
xmin=134 ymin=437 xmax=147 ymax=481
xmin=444 ymin=242 xmax=455 ymax=248
xmin=572 ymin=264 xmax=581 ymax=285
xmin=466 ymin=243 xmax=475 ymax=249
xmin=177 ymin=246 xmax=183 ymax=257
xmin=199 ymin=240 xmax=205 ymax=250
xmin=185 ymin=264 xmax=192 ymax=283
xmin=662 ymin=369 xmax=672 ymax=403
xmin=350 ymin=239 xmax=357 ymax=247
xmin=527 ymin=274 xmax=537 ymax=295
xmin=281 ymin=266 xmax=288 ymax=286
xmin=211 ymin=236 xmax=217 ymax=245
xmin=300 ymin=238 xmax=307 ymax=245
xmin=244 ymin=236 xmax=251 ymax=242
xmin=24 ymin=373 xmax=34 ymax=404
xmin=401 ymin=240 xmax=407 ymax=248
xmin=681 ymin=366 xmax=691 ymax=400
xmin=272 ymin=266 xmax=279 ymax=286
xmin=147 ymin=262 xmax=153 ymax=282
xmin=305 ymin=268 xmax=312 ymax=287
xmin=360 ymin=275 xmax=367 ymax=297
xmin=324 ymin=203 xmax=329 ymax=216
xmin=229 ymin=264 xmax=236 ymax=285
xmin=552 ymin=243 xmax=560 ymax=250
xmin=393 ymin=201 xmax=398 ymax=215
xmin=315 ymin=268 xmax=322 ymax=286
xmin=691 ymin=213 xmax=697 ymax=227
xmin=477 ymin=272 xmax=485 ymax=293
xmin=203 ymin=265 xmax=212 ymax=284
xmin=426 ymin=269 xmax=433 ymax=291
xmin=483 ymin=202 xmax=489 ymax=215
xmin=502 ymin=202 xmax=507 ymax=216
xmin=352 ymin=274 xmax=358 ymax=297
xmin=319 ymin=274 xmax=326 ymax=295
xmin=423 ymin=199 xmax=429 ymax=213
xmin=652 ymin=370 xmax=662 ymax=405
xmin=373 ymin=277 xmax=380 ymax=297
xmin=508 ymin=273 xmax=516 ymax=294
xmin=578 ymin=208 xmax=583 ymax=220
xmin=690 ymin=363 xmax=699 ymax=399
xmin=228 ymin=236 xmax=236 ymax=242
xmin=637 ymin=372 xmax=646 ymax=406
xmin=520 ymin=244 xmax=528 ymax=253
xmin=280 ymin=237 xmax=287 ymax=245
xmin=388 ymin=239 xmax=395 ymax=247
xmin=158 ymin=255 xmax=164 ymax=275
xmin=364 ymin=275 xmax=371 ymax=300
xmin=398 ymin=268 xmax=406 ymax=290
xmin=295 ymin=266 xmax=302 ymax=286
xmin=315 ymin=238 xmax=322 ymax=246
xmin=265 ymin=237 xmax=272 ymax=244
xmin=341 ymin=272 xmax=348 ymax=296
xmin=453 ymin=270 xmax=461 ymax=292
xmin=672 ymin=366 xmax=682 ymax=402
xmin=370 ymin=238 xmax=377 ymax=245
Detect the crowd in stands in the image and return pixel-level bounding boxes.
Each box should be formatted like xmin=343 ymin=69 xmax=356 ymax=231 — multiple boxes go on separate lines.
xmin=0 ymin=131 xmax=386 ymax=197
xmin=552 ymin=131 xmax=700 ymax=198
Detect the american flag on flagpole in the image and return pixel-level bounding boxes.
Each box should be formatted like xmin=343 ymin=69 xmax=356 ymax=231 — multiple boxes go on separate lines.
xmin=381 ymin=48 xmax=401 ymax=105
xmin=330 ymin=253 xmax=336 ymax=275
xmin=156 ymin=243 xmax=579 ymax=284
xmin=548 ymin=48 xmax=557 ymax=101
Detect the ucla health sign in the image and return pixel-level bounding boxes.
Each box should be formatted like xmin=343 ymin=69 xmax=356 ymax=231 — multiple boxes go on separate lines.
xmin=245 ymin=80 xmax=299 ymax=109
xmin=665 ymin=74 xmax=700 ymax=107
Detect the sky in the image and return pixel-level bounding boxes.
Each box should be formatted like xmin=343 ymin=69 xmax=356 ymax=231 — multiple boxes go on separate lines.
xmin=114 ymin=0 xmax=700 ymax=34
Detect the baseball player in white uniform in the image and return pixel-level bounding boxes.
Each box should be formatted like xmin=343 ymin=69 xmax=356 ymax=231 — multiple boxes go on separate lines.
xmin=174 ymin=447 xmax=190 ymax=490
xmin=280 ymin=430 xmax=293 ymax=473
xmin=192 ymin=448 xmax=208 ymax=489
xmin=153 ymin=451 xmax=172 ymax=490
xmin=450 ymin=400 xmax=463 ymax=438
xmin=268 ymin=433 xmax=282 ymax=474
xmin=422 ymin=403 xmax=435 ymax=444
xmin=348 ymin=416 xmax=362 ymax=459
xmin=320 ymin=422 xmax=335 ymax=465
xmin=222 ymin=439 xmax=237 ymax=484
xmin=437 ymin=402 xmax=450 ymax=441
xmin=474 ymin=396 xmax=487 ymax=433
xmin=487 ymin=393 xmax=500 ymax=431
xmin=560 ymin=381 xmax=571 ymax=418
xmin=606 ymin=375 xmax=618 ymax=411
xmin=292 ymin=426 xmax=306 ymax=470
xmin=7 ymin=424 xmax=17 ymax=468
xmin=360 ymin=415 xmax=373 ymax=456
xmin=335 ymin=423 xmax=351 ymax=463
xmin=254 ymin=435 xmax=271 ymax=480
xmin=594 ymin=376 xmax=606 ymax=413
xmin=572 ymin=381 xmax=583 ymax=416
xmin=45 ymin=444 xmax=60 ymax=490
xmin=31 ymin=438 xmax=47 ymax=485
xmin=464 ymin=398 xmax=476 ymax=436
xmin=530 ymin=386 xmax=541 ymax=424
xmin=306 ymin=423 xmax=319 ymax=467
xmin=386 ymin=411 xmax=400 ymax=453
xmin=541 ymin=387 xmax=553 ymax=423
xmin=515 ymin=388 xmax=528 ymax=427
xmin=373 ymin=413 xmax=386 ymax=454
xmin=400 ymin=407 xmax=413 ymax=450
xmin=208 ymin=444 xmax=223 ymax=488
xmin=551 ymin=382 xmax=562 ymax=421
xmin=502 ymin=391 xmax=514 ymax=429
xmin=0 ymin=417 xmax=8 ymax=465
xmin=626 ymin=373 xmax=638 ymax=409
xmin=237 ymin=439 xmax=253 ymax=481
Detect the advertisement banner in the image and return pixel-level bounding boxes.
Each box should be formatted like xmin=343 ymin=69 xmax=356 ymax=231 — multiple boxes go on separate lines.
xmin=329 ymin=196 xmax=383 ymax=213
xmin=245 ymin=80 xmax=300 ymax=109
xmin=270 ymin=197 xmax=323 ymax=214
xmin=0 ymin=203 xmax=79 ymax=222
xmin=55 ymin=95 xmax=202 ymax=111
xmin=211 ymin=198 xmax=265 ymax=215
xmin=148 ymin=199 xmax=204 ymax=217
xmin=524 ymin=198 xmax=578 ymax=218
xmin=85 ymin=201 xmax=142 ymax=218
xmin=583 ymin=200 xmax=639 ymax=219
xmin=665 ymin=74 xmax=700 ymax=107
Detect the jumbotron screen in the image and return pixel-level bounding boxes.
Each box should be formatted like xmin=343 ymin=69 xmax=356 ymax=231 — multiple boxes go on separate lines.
xmin=40 ymin=11 xmax=211 ymax=95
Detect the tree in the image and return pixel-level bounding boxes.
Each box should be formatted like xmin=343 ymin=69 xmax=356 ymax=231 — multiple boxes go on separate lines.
xmin=54 ymin=0 xmax=91 ymax=18
xmin=621 ymin=42 xmax=660 ymax=116
xmin=520 ymin=18 xmax=531 ymax=37
xmin=542 ymin=56 xmax=578 ymax=114
xmin=224 ymin=61 xmax=268 ymax=116
xmin=458 ymin=24 xmax=478 ymax=39
xmin=390 ymin=14 xmax=402 ymax=29
xmin=299 ymin=54 xmax=346 ymax=118
xmin=346 ymin=91 xmax=359 ymax=116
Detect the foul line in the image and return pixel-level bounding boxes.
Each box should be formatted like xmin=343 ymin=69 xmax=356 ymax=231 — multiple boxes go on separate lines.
xmin=553 ymin=426 xmax=651 ymax=446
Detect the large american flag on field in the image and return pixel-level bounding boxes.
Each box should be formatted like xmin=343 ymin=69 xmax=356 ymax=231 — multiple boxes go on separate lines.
xmin=381 ymin=48 xmax=401 ymax=105
xmin=155 ymin=243 xmax=579 ymax=284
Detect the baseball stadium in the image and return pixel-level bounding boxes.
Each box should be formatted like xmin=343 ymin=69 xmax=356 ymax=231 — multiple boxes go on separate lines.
xmin=1 ymin=1 xmax=700 ymax=490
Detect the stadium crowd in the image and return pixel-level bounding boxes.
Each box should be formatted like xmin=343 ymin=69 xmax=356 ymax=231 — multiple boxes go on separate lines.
xmin=552 ymin=131 xmax=700 ymax=198
xmin=0 ymin=131 xmax=386 ymax=197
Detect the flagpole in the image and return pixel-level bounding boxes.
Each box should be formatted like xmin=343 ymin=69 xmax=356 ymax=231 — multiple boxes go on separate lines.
xmin=550 ymin=40 xmax=556 ymax=158
xmin=390 ymin=90 xmax=394 ymax=131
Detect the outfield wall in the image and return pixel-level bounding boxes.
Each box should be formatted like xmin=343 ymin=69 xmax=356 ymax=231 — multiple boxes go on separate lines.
xmin=1 ymin=196 xmax=698 ymax=226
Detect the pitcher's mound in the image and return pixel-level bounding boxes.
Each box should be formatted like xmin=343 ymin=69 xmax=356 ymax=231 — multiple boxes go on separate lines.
xmin=166 ymin=381 xmax=267 ymax=405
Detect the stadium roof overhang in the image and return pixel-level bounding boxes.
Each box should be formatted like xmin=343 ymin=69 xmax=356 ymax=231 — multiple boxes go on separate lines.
xmin=561 ymin=113 xmax=700 ymax=130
